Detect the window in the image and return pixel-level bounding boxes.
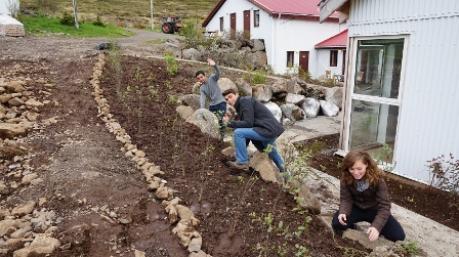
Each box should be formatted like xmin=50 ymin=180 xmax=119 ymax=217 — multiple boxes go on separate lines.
xmin=287 ymin=51 xmax=294 ymax=67
xmin=219 ymin=17 xmax=224 ymax=32
xmin=347 ymin=38 xmax=405 ymax=163
xmin=254 ymin=10 xmax=260 ymax=27
xmin=330 ymin=50 xmax=338 ymax=67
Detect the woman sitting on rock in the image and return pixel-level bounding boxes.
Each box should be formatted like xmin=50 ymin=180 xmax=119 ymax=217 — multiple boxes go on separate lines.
xmin=332 ymin=150 xmax=405 ymax=242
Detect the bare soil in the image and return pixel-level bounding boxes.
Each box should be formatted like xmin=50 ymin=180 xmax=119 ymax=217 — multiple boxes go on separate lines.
xmin=100 ymin=55 xmax=369 ymax=257
xmin=304 ymin=134 xmax=459 ymax=231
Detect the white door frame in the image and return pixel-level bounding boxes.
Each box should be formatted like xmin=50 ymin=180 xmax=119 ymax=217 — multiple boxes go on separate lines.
xmin=340 ymin=35 xmax=410 ymax=168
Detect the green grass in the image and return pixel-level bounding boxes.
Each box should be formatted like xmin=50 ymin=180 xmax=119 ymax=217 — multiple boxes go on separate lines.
xmin=18 ymin=15 xmax=132 ymax=37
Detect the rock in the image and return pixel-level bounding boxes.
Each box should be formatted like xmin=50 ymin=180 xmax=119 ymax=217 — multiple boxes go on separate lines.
xmin=218 ymin=78 xmax=238 ymax=94
xmin=155 ymin=184 xmax=173 ymax=200
xmin=186 ymin=109 xmax=220 ymax=139
xmin=8 ymin=97 xmax=24 ymax=107
xmin=250 ymin=51 xmax=268 ymax=68
xmin=263 ymin=102 xmax=282 ymax=122
xmin=176 ymin=105 xmax=194 ymax=120
xmin=31 ymin=210 xmax=56 ymax=233
xmin=24 ymin=111 xmax=38 ymax=121
xmin=1 ymin=238 xmax=26 ymax=252
xmin=12 ymin=201 xmax=36 ymax=216
xmin=0 ymin=181 xmax=8 ymax=194
xmin=235 ymin=78 xmax=252 ymax=96
xmin=182 ymin=48 xmax=202 ymax=61
xmin=189 ymin=250 xmax=212 ymax=257
xmin=320 ymin=100 xmax=339 ymax=117
xmin=302 ymin=98 xmax=321 ymax=118
xmin=13 ymin=233 xmax=60 ymax=257
xmin=0 ymin=122 xmax=33 ymax=139
xmin=270 ymin=81 xmax=288 ymax=94
xmin=250 ymin=152 xmax=282 ymax=184
xmin=188 ymin=235 xmax=203 ymax=252
xmin=221 ymin=146 xmax=235 ymax=159
xmin=286 ymin=93 xmax=306 ymax=105
xmin=24 ymin=99 xmax=44 ymax=108
xmin=342 ymin=229 xmax=394 ymax=250
xmin=251 ymin=39 xmax=265 ymax=52
xmin=176 ymin=205 xmax=199 ymax=226
xmin=5 ymin=81 xmax=26 ymax=93
xmin=10 ymin=224 xmax=32 ymax=238
xmin=0 ymin=219 xmax=26 ymax=237
xmin=134 ymin=249 xmax=146 ymax=257
xmin=325 ymin=87 xmax=343 ymax=109
xmin=0 ymin=94 xmax=13 ymax=104
xmin=21 ymin=173 xmax=38 ymax=185
xmin=281 ymin=103 xmax=304 ymax=121
xmin=0 ymin=208 xmax=10 ymax=219
xmin=252 ymin=84 xmax=272 ymax=103
xmin=296 ymin=183 xmax=321 ymax=214
xmin=179 ymin=94 xmax=201 ymax=110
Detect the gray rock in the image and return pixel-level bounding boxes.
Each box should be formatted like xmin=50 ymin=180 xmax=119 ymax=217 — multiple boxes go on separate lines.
xmin=182 ymin=48 xmax=202 ymax=61
xmin=179 ymin=94 xmax=201 ymax=110
xmin=186 ymin=109 xmax=220 ymax=139
xmin=302 ymin=98 xmax=321 ymax=118
xmin=31 ymin=210 xmax=56 ymax=233
xmin=5 ymin=81 xmax=26 ymax=93
xmin=8 ymin=97 xmax=24 ymax=107
xmin=21 ymin=173 xmax=38 ymax=185
xmin=252 ymin=84 xmax=272 ymax=103
xmin=251 ymin=39 xmax=265 ymax=52
xmin=320 ymin=100 xmax=339 ymax=117
xmin=0 ymin=122 xmax=33 ymax=139
xmin=297 ymin=183 xmax=321 ymax=214
xmin=235 ymin=78 xmax=252 ymax=96
xmin=0 ymin=181 xmax=7 ymax=194
xmin=281 ymin=103 xmax=304 ymax=121
xmin=286 ymin=93 xmax=306 ymax=105
xmin=188 ymin=236 xmax=202 ymax=252
xmin=343 ymin=229 xmax=394 ymax=250
xmin=263 ymin=102 xmax=282 ymax=122
xmin=13 ymin=233 xmax=60 ymax=257
xmin=325 ymin=87 xmax=343 ymax=109
xmin=250 ymin=152 xmax=282 ymax=184
xmin=250 ymin=51 xmax=268 ymax=69
xmin=270 ymin=80 xmax=288 ymax=94
xmin=176 ymin=105 xmax=194 ymax=120
xmin=218 ymin=78 xmax=238 ymax=94
xmin=12 ymin=201 xmax=35 ymax=216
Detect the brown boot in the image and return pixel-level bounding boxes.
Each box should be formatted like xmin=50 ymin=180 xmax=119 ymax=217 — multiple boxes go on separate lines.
xmin=226 ymin=161 xmax=249 ymax=174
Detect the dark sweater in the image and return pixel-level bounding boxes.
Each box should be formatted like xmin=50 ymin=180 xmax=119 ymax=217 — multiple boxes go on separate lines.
xmin=339 ymin=178 xmax=391 ymax=232
xmin=229 ymin=96 xmax=284 ymax=138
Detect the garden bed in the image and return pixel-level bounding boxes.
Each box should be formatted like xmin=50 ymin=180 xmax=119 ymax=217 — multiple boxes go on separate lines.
xmin=99 ymin=55 xmax=370 ymax=256
xmin=304 ymin=134 xmax=459 ymax=231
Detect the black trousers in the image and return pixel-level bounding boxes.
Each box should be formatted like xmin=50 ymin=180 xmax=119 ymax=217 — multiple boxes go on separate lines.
xmin=332 ymin=205 xmax=406 ymax=242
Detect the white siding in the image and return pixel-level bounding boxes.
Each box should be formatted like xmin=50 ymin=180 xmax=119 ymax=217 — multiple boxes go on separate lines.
xmin=345 ymin=0 xmax=459 ymax=182
xmin=0 ymin=0 xmax=19 ymax=16
xmin=315 ymin=49 xmax=345 ymax=79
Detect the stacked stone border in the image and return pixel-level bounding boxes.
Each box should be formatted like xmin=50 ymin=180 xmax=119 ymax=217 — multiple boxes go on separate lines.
xmin=90 ymin=53 xmax=211 ymax=257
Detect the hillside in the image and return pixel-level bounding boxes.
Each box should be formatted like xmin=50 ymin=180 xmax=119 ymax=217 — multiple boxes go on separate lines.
xmin=20 ymin=0 xmax=219 ymax=28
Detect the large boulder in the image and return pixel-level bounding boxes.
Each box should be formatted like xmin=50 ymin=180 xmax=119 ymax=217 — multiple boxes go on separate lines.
xmin=250 ymin=51 xmax=267 ymax=69
xmin=270 ymin=80 xmax=288 ymax=94
xmin=179 ymin=94 xmax=201 ymax=110
xmin=13 ymin=234 xmax=60 ymax=257
xmin=320 ymin=100 xmax=339 ymax=117
xmin=5 ymin=81 xmax=26 ymax=93
xmin=252 ymin=84 xmax=272 ymax=103
xmin=325 ymin=87 xmax=343 ymax=109
xmin=251 ymin=39 xmax=265 ymax=52
xmin=263 ymin=102 xmax=282 ymax=122
xmin=218 ymin=78 xmax=238 ymax=94
xmin=186 ymin=109 xmax=220 ymax=139
xmin=286 ymin=93 xmax=306 ymax=105
xmin=176 ymin=105 xmax=194 ymax=120
xmin=235 ymin=78 xmax=252 ymax=96
xmin=0 ymin=122 xmax=33 ymax=139
xmin=250 ymin=152 xmax=282 ymax=184
xmin=281 ymin=103 xmax=304 ymax=121
xmin=302 ymin=98 xmax=321 ymax=118
xmin=182 ymin=48 xmax=202 ymax=61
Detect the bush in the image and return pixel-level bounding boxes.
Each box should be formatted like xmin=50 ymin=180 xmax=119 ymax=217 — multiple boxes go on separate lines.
xmin=164 ymin=53 xmax=178 ymax=76
xmin=243 ymin=69 xmax=267 ymax=85
xmin=428 ymin=153 xmax=459 ymax=195
xmin=60 ymin=12 xmax=74 ymax=26
xmin=35 ymin=0 xmax=58 ymax=15
xmin=93 ymin=16 xmax=105 ymax=27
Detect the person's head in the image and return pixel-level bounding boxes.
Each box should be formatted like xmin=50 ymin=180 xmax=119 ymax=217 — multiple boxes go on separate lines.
xmin=341 ymin=150 xmax=381 ymax=186
xmin=195 ymin=70 xmax=207 ymax=85
xmin=222 ymin=89 xmax=239 ymax=106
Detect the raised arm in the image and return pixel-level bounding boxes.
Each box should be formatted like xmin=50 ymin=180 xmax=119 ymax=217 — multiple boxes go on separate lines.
xmin=208 ymin=58 xmax=220 ymax=81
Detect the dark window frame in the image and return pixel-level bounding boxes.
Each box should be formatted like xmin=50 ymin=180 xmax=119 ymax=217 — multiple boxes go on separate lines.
xmin=219 ymin=17 xmax=224 ymax=32
xmin=330 ymin=49 xmax=339 ymax=67
xmin=287 ymin=51 xmax=294 ymax=67
xmin=254 ymin=10 xmax=260 ymax=27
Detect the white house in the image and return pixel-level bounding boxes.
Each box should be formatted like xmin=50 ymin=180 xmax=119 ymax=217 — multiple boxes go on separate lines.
xmin=203 ymin=0 xmax=347 ymax=77
xmin=0 ymin=0 xmax=24 ymax=37
xmin=319 ymin=0 xmax=459 ymax=183
xmin=0 ymin=0 xmax=19 ymax=16
xmin=314 ymin=29 xmax=347 ymax=80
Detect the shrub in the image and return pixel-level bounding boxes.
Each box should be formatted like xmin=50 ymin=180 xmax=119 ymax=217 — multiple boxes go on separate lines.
xmin=93 ymin=16 xmax=105 ymax=27
xmin=243 ymin=68 xmax=267 ymax=85
xmin=60 ymin=12 xmax=74 ymax=26
xmin=35 ymin=0 xmax=58 ymax=15
xmin=164 ymin=53 xmax=178 ymax=76
xmin=428 ymin=153 xmax=459 ymax=195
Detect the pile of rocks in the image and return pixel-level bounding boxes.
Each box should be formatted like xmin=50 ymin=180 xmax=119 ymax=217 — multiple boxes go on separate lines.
xmin=181 ymin=38 xmax=268 ymax=70
xmin=90 ymin=53 xmax=212 ymax=257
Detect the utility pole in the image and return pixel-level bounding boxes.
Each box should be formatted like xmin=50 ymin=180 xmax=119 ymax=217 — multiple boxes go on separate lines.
xmin=72 ymin=0 xmax=79 ymax=29
xmin=150 ymin=0 xmax=154 ymax=31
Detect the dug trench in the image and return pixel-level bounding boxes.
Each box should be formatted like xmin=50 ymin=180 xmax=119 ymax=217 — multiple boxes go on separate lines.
xmin=100 ymin=55 xmax=369 ymax=257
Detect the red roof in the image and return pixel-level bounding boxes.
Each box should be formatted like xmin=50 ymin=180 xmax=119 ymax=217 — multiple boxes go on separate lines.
xmin=315 ymin=29 xmax=348 ymax=49
xmin=203 ymin=0 xmax=339 ymax=27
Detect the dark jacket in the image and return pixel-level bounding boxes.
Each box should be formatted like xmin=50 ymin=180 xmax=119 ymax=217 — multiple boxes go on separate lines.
xmin=339 ymin=178 xmax=391 ymax=232
xmin=229 ymin=96 xmax=284 ymax=138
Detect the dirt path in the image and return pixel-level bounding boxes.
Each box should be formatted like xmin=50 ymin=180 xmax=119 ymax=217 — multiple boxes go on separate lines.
xmin=1 ymin=37 xmax=187 ymax=256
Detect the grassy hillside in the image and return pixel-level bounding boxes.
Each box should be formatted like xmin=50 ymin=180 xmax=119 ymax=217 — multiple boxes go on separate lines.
xmin=21 ymin=0 xmax=219 ymax=28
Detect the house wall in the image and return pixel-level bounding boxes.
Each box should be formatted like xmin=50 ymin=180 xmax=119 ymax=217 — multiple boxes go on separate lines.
xmin=344 ymin=0 xmax=459 ymax=183
xmin=0 ymin=0 xmax=20 ymax=16
xmin=205 ymin=0 xmax=344 ymax=77
xmin=315 ymin=48 xmax=345 ymax=79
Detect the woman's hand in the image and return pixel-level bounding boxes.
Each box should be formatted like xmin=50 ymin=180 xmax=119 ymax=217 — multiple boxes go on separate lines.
xmin=338 ymin=214 xmax=347 ymax=225
xmin=367 ymin=227 xmax=380 ymax=241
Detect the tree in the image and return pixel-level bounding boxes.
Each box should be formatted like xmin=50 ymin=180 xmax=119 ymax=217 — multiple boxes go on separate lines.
xmin=72 ymin=0 xmax=79 ymax=29
xmin=150 ymin=0 xmax=154 ymax=30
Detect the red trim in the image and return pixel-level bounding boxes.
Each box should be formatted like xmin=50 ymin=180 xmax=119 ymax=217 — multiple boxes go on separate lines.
xmin=315 ymin=29 xmax=348 ymax=49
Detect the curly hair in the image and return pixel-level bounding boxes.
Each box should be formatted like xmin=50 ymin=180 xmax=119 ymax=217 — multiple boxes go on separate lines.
xmin=341 ymin=150 xmax=382 ymax=186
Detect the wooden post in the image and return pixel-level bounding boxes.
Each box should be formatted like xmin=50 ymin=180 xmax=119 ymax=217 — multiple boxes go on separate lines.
xmin=72 ymin=0 xmax=79 ymax=29
xmin=150 ymin=0 xmax=154 ymax=30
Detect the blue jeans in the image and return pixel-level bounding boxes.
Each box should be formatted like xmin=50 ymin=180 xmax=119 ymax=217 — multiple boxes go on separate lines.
xmin=332 ymin=206 xmax=406 ymax=242
xmin=233 ymin=128 xmax=284 ymax=171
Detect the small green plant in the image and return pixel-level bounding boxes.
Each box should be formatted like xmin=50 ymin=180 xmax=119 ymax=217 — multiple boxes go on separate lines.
xmin=243 ymin=68 xmax=267 ymax=85
xmin=398 ymin=241 xmax=422 ymax=256
xmin=263 ymin=212 xmax=274 ymax=233
xmin=294 ymin=244 xmax=309 ymax=257
xmin=60 ymin=12 xmax=74 ymax=26
xmin=93 ymin=15 xmax=105 ymax=27
xmin=164 ymin=53 xmax=178 ymax=76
